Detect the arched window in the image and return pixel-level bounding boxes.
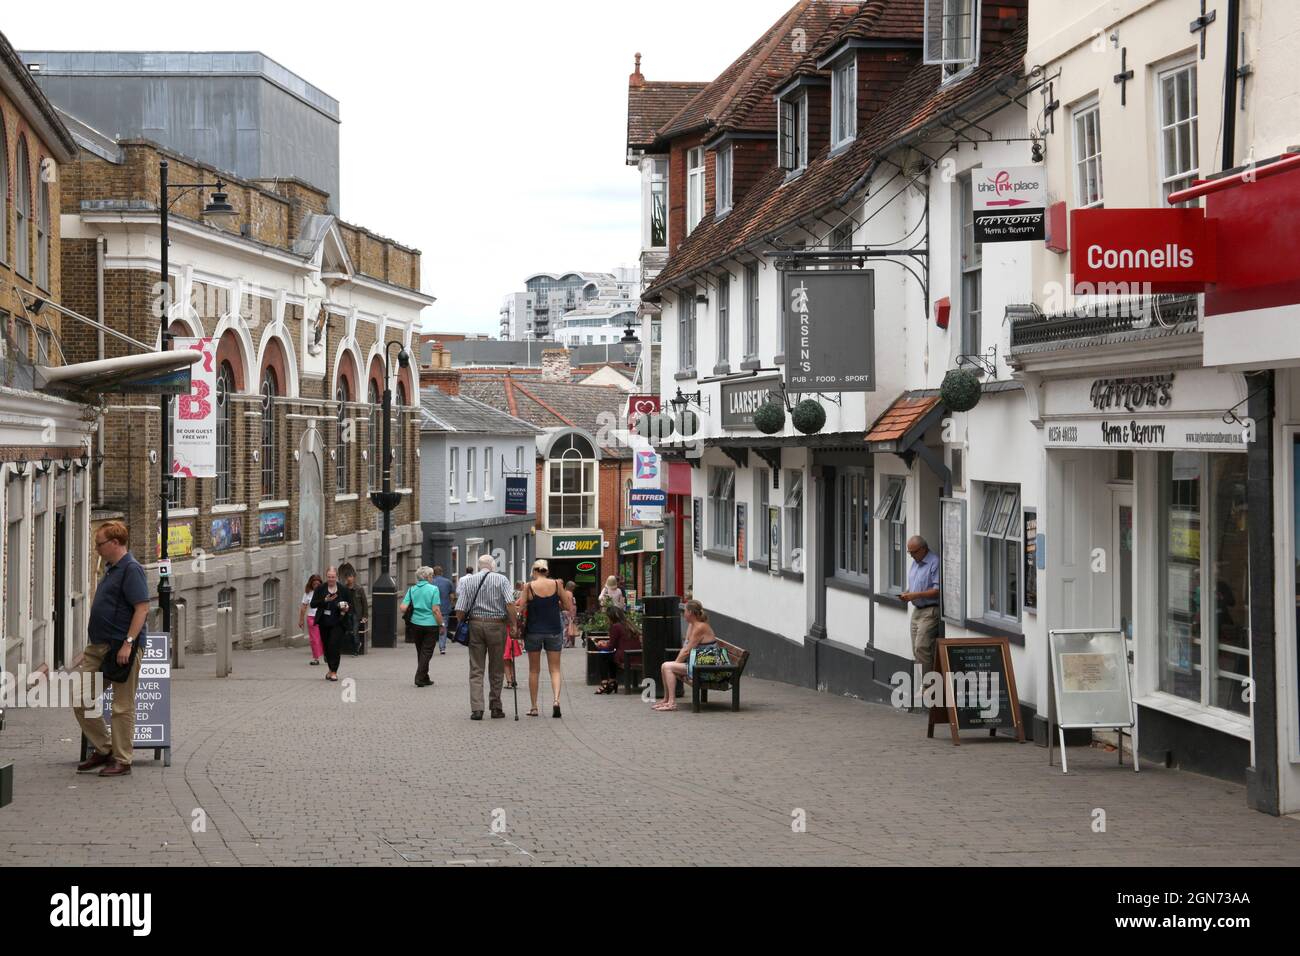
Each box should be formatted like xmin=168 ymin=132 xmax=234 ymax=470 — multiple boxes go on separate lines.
xmin=260 ymin=367 xmax=278 ymax=499
xmin=335 ymin=382 xmax=350 ymax=492
xmin=15 ymin=141 xmax=31 ymax=278
xmin=394 ymin=382 xmax=407 ymax=489
xmin=37 ymin=173 xmax=50 ymax=288
xmin=546 ymin=433 xmax=597 ymax=530
xmin=0 ymin=124 xmax=8 ymax=263
xmin=215 ymin=361 xmax=235 ymax=504
xmin=368 ymin=379 xmax=380 ymax=490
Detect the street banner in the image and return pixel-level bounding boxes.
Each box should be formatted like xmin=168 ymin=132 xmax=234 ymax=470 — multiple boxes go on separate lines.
xmin=973 ymin=166 xmax=1046 ymax=242
xmin=172 ymin=337 xmax=217 ymax=478
xmin=782 ymin=270 xmax=876 ymax=393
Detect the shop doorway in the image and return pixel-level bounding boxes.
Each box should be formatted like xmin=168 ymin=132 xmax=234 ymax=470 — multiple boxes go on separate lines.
xmin=53 ymin=510 xmax=66 ymax=670
xmin=1113 ymin=490 xmax=1134 ymax=662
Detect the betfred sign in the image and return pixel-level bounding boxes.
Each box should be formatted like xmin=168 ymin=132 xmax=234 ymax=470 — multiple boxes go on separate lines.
xmin=1071 ymin=208 xmax=1217 ymax=293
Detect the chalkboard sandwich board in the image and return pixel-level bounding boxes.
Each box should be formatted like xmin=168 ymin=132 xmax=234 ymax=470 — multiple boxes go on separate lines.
xmin=927 ymin=637 xmax=1025 ymax=745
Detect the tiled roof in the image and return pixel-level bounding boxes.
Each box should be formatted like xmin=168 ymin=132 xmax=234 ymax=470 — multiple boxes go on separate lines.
xmin=654 ymin=0 xmax=852 ymax=143
xmin=645 ymin=21 xmax=1029 ymax=296
xmin=865 ymin=393 xmax=940 ymax=444
xmin=628 ymin=80 xmax=709 ymax=150
xmin=419 ymin=388 xmax=540 ymax=436
xmin=787 ymin=0 xmax=923 ymax=84
xmin=459 ymin=373 xmax=632 ymax=458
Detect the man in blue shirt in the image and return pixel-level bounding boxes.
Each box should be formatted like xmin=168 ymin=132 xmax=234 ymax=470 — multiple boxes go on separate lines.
xmin=431 ymin=565 xmax=454 ymax=655
xmin=900 ymin=535 xmax=942 ymax=679
xmin=73 ymin=521 xmax=151 ymax=777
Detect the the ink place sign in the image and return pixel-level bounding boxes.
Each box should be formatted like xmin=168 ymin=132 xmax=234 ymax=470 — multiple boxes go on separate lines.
xmin=973 ymin=166 xmax=1046 ymax=242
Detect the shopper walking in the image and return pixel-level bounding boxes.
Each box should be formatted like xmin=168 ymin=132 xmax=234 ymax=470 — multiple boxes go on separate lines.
xmin=455 ymin=555 xmax=517 ymax=721
xmin=71 ymin=521 xmax=150 ymax=777
xmin=339 ymin=563 xmax=369 ymax=656
xmin=431 ymin=565 xmax=454 ymax=655
xmin=299 ymin=574 xmax=324 ymax=665
xmin=518 ymin=560 xmax=573 ymax=718
xmin=401 ymin=567 xmax=443 ymax=687
xmin=311 ymin=567 xmax=354 ymax=682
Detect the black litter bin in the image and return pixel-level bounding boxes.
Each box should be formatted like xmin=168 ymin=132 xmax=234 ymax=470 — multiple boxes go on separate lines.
xmin=640 ymin=595 xmax=682 ymax=698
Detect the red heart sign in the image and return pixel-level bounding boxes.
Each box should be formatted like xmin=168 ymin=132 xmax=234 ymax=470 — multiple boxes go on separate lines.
xmin=627 ymin=395 xmax=661 ymax=427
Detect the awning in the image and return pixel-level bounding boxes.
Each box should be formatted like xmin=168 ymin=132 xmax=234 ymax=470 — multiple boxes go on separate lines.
xmin=866 ymin=393 xmax=943 ymax=453
xmin=39 ymin=350 xmax=202 ymax=399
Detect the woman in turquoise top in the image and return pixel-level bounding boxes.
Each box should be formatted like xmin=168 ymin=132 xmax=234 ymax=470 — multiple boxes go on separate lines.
xmin=401 ymin=567 xmax=443 ymax=687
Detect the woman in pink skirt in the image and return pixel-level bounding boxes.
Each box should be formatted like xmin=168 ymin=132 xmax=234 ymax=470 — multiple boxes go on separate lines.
xmin=299 ymin=574 xmax=324 ymax=665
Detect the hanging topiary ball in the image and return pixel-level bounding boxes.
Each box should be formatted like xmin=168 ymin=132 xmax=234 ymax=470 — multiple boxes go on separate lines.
xmin=940 ymin=368 xmax=983 ymax=413
xmin=792 ymin=399 xmax=827 ymax=435
xmin=753 ymin=399 xmax=786 ymax=435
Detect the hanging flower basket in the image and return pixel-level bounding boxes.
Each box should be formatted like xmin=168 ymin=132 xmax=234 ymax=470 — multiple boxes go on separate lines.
xmin=940 ymin=369 xmax=983 ymax=413
xmin=792 ymin=399 xmax=827 ymax=435
xmin=754 ymin=399 xmax=786 ymax=435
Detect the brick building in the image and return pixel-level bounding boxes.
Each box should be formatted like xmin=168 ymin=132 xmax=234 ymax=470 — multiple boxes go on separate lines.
xmin=56 ymin=128 xmax=432 ymax=653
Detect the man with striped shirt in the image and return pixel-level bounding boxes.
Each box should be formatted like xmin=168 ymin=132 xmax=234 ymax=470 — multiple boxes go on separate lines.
xmin=455 ymin=555 xmax=518 ymax=720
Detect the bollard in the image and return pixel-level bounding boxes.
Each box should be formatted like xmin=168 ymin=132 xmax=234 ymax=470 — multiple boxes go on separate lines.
xmin=173 ymin=602 xmax=186 ymax=670
xmin=216 ymin=607 xmax=233 ymax=678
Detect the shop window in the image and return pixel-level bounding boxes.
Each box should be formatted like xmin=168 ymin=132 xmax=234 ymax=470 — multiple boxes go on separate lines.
xmin=835 ymin=469 xmax=870 ymax=583
xmin=709 ymin=466 xmax=735 ymax=551
xmin=784 ymin=469 xmax=804 ymax=572
xmin=753 ymin=468 xmax=770 ymax=562
xmin=876 ymin=476 xmax=907 ymax=593
xmin=1157 ymin=452 xmax=1250 ymax=715
xmin=976 ymin=483 xmax=1021 ymax=624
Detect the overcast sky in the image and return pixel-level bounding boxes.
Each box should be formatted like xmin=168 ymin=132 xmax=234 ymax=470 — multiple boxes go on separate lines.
xmin=4 ymin=0 xmax=797 ymax=336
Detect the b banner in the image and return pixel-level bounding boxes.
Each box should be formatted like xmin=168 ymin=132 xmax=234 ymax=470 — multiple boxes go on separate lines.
xmin=172 ymin=337 xmax=217 ymax=478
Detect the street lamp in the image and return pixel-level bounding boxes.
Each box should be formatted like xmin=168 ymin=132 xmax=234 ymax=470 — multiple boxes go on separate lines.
xmin=369 ymin=340 xmax=412 ymax=649
xmin=620 ymin=318 xmax=640 ymax=367
xmin=158 ymin=160 xmax=238 ymax=636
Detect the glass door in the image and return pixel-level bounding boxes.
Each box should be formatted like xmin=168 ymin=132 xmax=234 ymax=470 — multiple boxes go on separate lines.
xmin=1113 ymin=492 xmax=1135 ymax=665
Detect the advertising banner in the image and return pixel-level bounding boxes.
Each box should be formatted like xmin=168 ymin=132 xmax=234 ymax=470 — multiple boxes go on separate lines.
xmin=259 ymin=510 xmax=286 ymax=545
xmin=209 ymin=516 xmax=242 ymax=553
xmin=505 ymin=476 xmax=528 ymax=515
xmin=172 ymin=337 xmax=218 ymax=478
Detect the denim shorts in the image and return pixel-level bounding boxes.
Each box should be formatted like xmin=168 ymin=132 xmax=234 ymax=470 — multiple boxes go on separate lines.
xmin=524 ymin=632 xmax=564 ymax=653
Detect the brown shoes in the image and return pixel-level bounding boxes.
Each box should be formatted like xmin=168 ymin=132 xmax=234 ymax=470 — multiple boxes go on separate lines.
xmin=76 ymin=751 xmax=112 ymax=773
xmin=98 ymin=761 xmax=132 ymax=777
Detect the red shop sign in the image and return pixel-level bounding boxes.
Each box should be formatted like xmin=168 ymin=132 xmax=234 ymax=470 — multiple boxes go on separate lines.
xmin=1070 ymin=208 xmax=1217 ymax=294
xmin=627 ymin=394 xmax=660 ymax=428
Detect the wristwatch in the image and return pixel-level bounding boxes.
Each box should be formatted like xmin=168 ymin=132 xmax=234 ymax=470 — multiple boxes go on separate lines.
xmin=124 ymin=635 xmax=136 ymax=645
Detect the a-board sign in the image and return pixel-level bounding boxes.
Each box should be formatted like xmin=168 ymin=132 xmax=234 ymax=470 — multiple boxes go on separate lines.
xmin=940 ymin=498 xmax=966 ymax=626
xmin=1047 ymin=629 xmax=1137 ymax=774
xmin=101 ymin=632 xmax=171 ymax=753
xmin=927 ymin=637 xmax=1025 ymax=745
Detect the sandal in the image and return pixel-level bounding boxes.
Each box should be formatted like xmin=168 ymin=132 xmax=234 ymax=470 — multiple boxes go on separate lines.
xmin=653 ymin=702 xmax=677 ymax=711
xmin=526 ymin=708 xmax=539 ymax=717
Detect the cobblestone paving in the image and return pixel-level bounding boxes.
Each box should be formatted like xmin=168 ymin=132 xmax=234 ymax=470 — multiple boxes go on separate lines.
xmin=2 ymin=645 xmax=1298 ymax=866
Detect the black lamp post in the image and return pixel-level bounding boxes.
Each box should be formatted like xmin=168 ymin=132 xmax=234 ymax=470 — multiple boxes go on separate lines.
xmin=158 ymin=160 xmax=237 ymax=635
xmin=369 ymin=341 xmax=412 ymax=649
xmin=620 ymin=319 xmax=640 ymax=369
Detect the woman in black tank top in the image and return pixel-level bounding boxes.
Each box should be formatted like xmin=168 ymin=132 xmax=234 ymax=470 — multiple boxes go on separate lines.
xmin=517 ymin=560 xmax=575 ymax=718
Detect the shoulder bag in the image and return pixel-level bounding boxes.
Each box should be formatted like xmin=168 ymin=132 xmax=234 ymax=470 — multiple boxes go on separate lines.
xmin=453 ymin=574 xmax=490 ymax=647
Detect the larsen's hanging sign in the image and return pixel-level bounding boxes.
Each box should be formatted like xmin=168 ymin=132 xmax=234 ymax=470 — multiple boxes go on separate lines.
xmin=781 ymin=270 xmax=875 ymax=393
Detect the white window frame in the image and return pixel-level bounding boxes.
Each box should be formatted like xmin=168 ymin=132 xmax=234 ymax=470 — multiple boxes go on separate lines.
xmin=924 ymin=0 xmax=981 ymax=82
xmin=448 ymin=447 xmax=459 ymax=503
xmin=261 ymin=578 xmax=280 ymax=630
xmin=14 ymin=143 xmax=30 ymax=278
xmin=687 ymin=147 xmax=705 ymax=234
xmin=743 ymin=263 xmax=760 ymax=361
xmin=876 ymin=476 xmax=907 ymax=594
xmin=545 ymin=434 xmax=598 ymax=531
xmin=645 ymin=156 xmax=668 ymax=250
xmin=36 ymin=178 xmax=50 ymax=290
xmin=466 ymin=446 xmax=477 ymax=501
xmin=716 ymin=273 xmax=730 ymax=370
xmin=831 ymin=56 xmax=858 ymax=149
xmin=975 ymin=483 xmax=1022 ymax=626
xmin=1157 ymin=59 xmax=1200 ymax=205
xmin=484 ymin=446 xmax=495 ymax=500
xmin=678 ymin=291 xmax=697 ymax=373
xmin=959 ymin=173 xmax=982 ymax=360
xmin=716 ymin=145 xmax=733 ymax=215
xmin=0 ymin=125 xmax=8 ymax=264
xmin=779 ymin=93 xmax=809 ymax=172
xmin=835 ymin=469 xmax=871 ymax=584
xmin=784 ymin=469 xmax=804 ymax=572
xmin=709 ymin=467 xmax=736 ymax=552
xmin=1072 ymin=98 xmax=1104 ymax=208
xmin=753 ymin=468 xmax=771 ymax=562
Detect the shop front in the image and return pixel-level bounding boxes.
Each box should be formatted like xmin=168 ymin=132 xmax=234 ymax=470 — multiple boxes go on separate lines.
xmin=1041 ymin=366 xmax=1253 ymax=781
xmin=618 ymin=527 xmax=665 ymax=606
xmin=535 ymin=531 xmax=605 ymax=613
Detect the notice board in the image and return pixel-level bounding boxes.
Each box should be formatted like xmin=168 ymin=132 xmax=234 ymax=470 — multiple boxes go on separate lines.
xmin=940 ymin=498 xmax=966 ymax=626
xmin=928 ymin=637 xmax=1025 ymax=745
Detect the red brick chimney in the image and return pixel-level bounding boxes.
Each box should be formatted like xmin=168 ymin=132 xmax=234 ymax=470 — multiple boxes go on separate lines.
xmin=421 ymin=342 xmax=462 ymax=396
xmin=629 ymin=52 xmax=645 ymax=89
xmin=541 ymin=348 xmax=572 ymax=383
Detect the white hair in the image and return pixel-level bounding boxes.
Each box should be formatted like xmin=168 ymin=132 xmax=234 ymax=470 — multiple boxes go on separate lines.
xmin=416 ymin=566 xmax=435 ymax=582
xmin=478 ymin=554 xmax=496 ymax=572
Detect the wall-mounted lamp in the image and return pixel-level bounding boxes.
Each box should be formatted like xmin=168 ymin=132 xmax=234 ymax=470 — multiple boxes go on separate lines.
xmin=694 ymin=292 xmax=708 ymax=306
xmin=329 ymin=449 xmax=337 ymax=462
xmin=148 ymin=450 xmax=159 ymax=465
xmin=37 ymin=454 xmax=53 ymax=475
xmin=8 ymin=456 xmax=28 ymax=481
xmin=293 ymin=450 xmax=301 ymax=462
xmin=251 ymin=450 xmax=260 ymax=464
xmin=76 ymin=451 xmax=91 ymax=472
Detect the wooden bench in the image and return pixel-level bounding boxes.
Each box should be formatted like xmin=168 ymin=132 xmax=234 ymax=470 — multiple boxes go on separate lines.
xmin=688 ymin=639 xmax=749 ymax=713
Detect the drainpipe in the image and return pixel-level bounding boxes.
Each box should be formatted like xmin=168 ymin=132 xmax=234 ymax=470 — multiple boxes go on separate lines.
xmin=95 ymin=235 xmax=105 ymax=507
xmin=1222 ymin=0 xmax=1241 ymax=171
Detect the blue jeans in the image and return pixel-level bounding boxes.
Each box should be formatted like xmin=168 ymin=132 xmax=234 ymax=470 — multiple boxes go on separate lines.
xmin=437 ymin=623 xmax=448 ymax=652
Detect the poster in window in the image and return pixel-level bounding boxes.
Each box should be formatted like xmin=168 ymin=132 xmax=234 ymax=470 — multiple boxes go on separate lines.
xmin=940 ymin=498 xmax=966 ymax=627
xmin=768 ymin=507 xmax=781 ymax=573
xmin=735 ymin=503 xmax=747 ymax=565
xmin=1023 ymin=508 xmax=1038 ymax=611
xmin=692 ymin=497 xmax=703 ymax=556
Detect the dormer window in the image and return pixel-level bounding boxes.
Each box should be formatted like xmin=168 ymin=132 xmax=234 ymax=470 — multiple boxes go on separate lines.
xmin=716 ymin=145 xmax=733 ymax=215
xmin=687 ymin=147 xmax=705 ymax=234
xmin=831 ymin=56 xmax=857 ymax=149
xmin=780 ymin=94 xmax=808 ymax=172
xmin=924 ymin=0 xmax=980 ymax=82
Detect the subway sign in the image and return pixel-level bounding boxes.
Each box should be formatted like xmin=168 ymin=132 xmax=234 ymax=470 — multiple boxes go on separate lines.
xmin=552 ymin=534 xmax=602 ymax=556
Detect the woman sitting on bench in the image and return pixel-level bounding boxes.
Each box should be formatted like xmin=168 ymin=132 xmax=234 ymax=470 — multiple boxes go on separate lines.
xmin=593 ymin=605 xmax=641 ymax=694
xmin=654 ymin=600 xmax=718 ymax=712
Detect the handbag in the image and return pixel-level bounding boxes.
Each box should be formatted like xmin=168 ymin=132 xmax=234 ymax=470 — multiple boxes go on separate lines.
xmin=100 ymin=638 xmax=140 ymax=684
xmin=453 ymin=574 xmax=490 ymax=647
xmin=402 ymin=587 xmax=415 ymax=625
xmin=688 ymin=643 xmax=731 ymax=685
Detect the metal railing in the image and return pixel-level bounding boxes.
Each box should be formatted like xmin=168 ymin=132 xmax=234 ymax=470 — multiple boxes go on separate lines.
xmin=1009 ymin=294 xmax=1199 ymax=351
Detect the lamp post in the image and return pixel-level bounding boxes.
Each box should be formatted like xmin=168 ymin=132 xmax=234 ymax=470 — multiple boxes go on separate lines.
xmin=158 ymin=160 xmax=237 ymax=635
xmin=369 ymin=341 xmax=411 ymax=648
